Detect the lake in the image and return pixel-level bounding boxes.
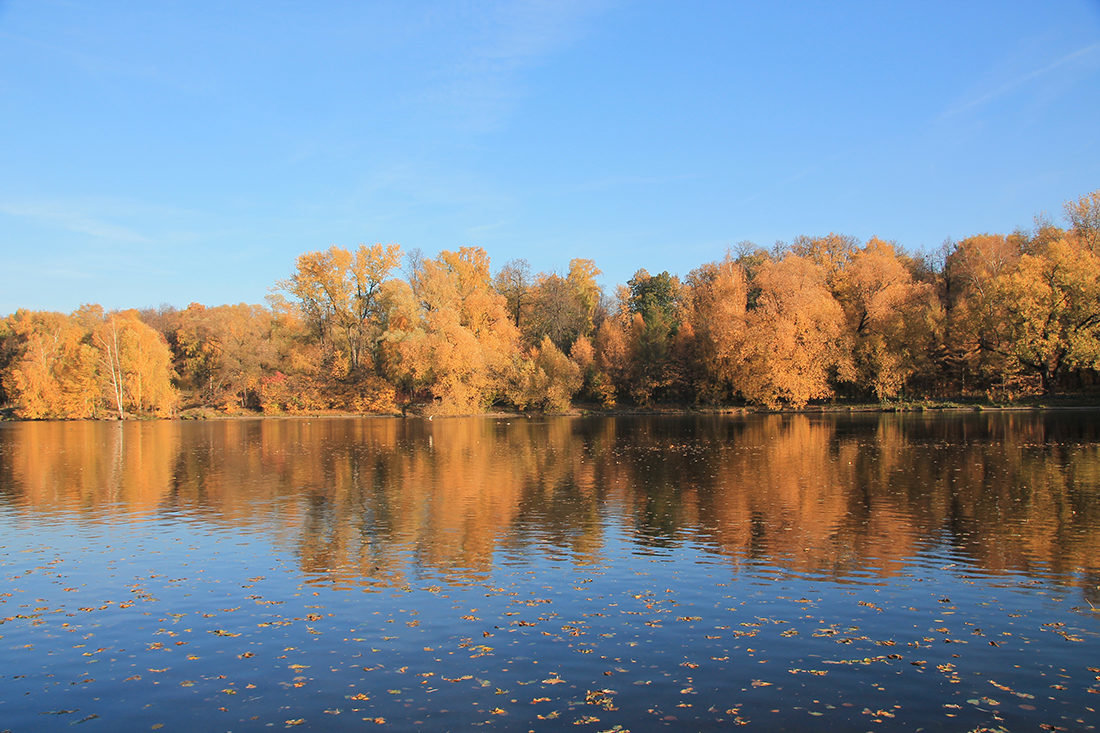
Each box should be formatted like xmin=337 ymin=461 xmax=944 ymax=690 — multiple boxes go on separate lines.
xmin=1 ymin=412 xmax=1098 ymax=731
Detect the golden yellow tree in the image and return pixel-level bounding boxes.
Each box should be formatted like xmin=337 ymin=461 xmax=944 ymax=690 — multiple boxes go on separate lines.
xmin=683 ymin=255 xmax=749 ymax=402
xmin=566 ymin=258 xmax=602 ymax=333
xmin=388 ymin=247 xmax=522 ymax=415
xmin=1 ymin=307 xmax=176 ymax=418
xmin=1064 ymin=189 xmax=1100 ymax=253
xmin=2 ymin=310 xmax=99 ymax=418
xmin=790 ymin=233 xmax=858 ymax=290
xmin=80 ymin=307 xmax=177 ymax=417
xmin=941 ymin=233 xmax=1023 ymax=392
xmin=592 ymin=317 xmax=630 ymax=407
xmin=117 ymin=310 xmax=178 ymax=416
xmin=837 ymin=238 xmax=937 ymax=399
xmin=174 ymin=302 xmax=279 ymax=411
xmin=505 ymin=335 xmax=582 ymax=412
xmin=738 ymin=255 xmax=852 ymax=408
xmin=988 ymin=236 xmax=1100 ymax=393
xmin=281 ymin=243 xmax=401 ymax=375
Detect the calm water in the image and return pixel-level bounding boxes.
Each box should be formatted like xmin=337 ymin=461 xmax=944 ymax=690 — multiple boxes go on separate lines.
xmin=1 ymin=412 xmax=1098 ymax=731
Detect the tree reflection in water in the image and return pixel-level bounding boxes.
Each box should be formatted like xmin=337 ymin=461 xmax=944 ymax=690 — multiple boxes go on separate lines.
xmin=2 ymin=411 xmax=1098 ymax=598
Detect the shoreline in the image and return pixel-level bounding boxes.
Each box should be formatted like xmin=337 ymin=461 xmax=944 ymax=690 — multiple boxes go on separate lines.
xmin=5 ymin=398 xmax=1100 ymax=422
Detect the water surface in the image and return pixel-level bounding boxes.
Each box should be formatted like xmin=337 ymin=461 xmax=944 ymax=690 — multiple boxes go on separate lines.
xmin=1 ymin=412 xmax=1098 ymax=730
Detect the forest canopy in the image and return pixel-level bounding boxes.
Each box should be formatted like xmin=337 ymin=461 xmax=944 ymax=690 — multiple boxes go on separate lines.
xmin=2 ymin=191 xmax=1100 ymax=418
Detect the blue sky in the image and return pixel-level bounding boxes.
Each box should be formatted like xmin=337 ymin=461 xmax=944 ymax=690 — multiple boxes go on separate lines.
xmin=2 ymin=0 xmax=1098 ymax=315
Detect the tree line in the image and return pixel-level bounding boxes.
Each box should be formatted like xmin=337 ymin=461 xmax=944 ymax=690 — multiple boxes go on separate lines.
xmin=2 ymin=191 xmax=1099 ymax=419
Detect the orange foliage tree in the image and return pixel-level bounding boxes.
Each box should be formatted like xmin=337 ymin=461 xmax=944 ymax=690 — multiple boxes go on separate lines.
xmin=1 ymin=310 xmax=99 ymax=418
xmin=682 ymin=255 xmax=749 ymax=403
xmin=987 ymin=236 xmax=1100 ymax=393
xmin=1 ymin=307 xmax=176 ymax=419
xmin=738 ymin=255 xmax=853 ymax=408
xmin=941 ymin=233 xmax=1023 ymax=393
xmin=836 ymin=238 xmax=938 ymax=399
xmin=505 ymin=335 xmax=582 ymax=412
xmin=172 ymin=302 xmax=279 ymax=411
xmin=280 ymin=243 xmax=401 ymax=375
xmin=386 ymin=247 xmax=522 ymax=415
xmin=1064 ymin=189 xmax=1100 ymax=253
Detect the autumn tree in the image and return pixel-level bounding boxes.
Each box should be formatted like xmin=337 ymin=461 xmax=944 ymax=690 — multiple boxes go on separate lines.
xmin=836 ymin=238 xmax=939 ymax=399
xmin=1063 ymin=189 xmax=1100 ymax=253
xmin=790 ymin=233 xmax=857 ymax=290
xmin=493 ymin=258 xmax=531 ymax=329
xmin=387 ymin=247 xmax=521 ymax=415
xmin=568 ymin=334 xmax=609 ymax=405
xmin=682 ymin=255 xmax=749 ymax=403
xmin=515 ymin=259 xmax=604 ymax=353
xmin=1 ymin=310 xmax=99 ymax=418
xmin=737 ymin=255 xmax=852 ymax=408
xmin=729 ymin=243 xmax=772 ymax=310
xmin=621 ymin=269 xmax=684 ymax=405
xmin=592 ymin=317 xmax=630 ymax=407
xmin=281 ymin=243 xmax=402 ymax=375
xmin=985 ymin=236 xmax=1100 ymax=393
xmin=505 ymin=335 xmax=582 ymax=412
xmin=0 ymin=316 xmax=14 ymax=407
xmin=79 ymin=307 xmax=177 ymax=417
xmin=566 ymin=258 xmax=603 ymax=333
xmin=1 ymin=307 xmax=176 ymax=419
xmin=523 ymin=273 xmax=589 ymax=351
xmin=941 ymin=233 xmax=1023 ymax=393
xmin=173 ymin=303 xmax=279 ymax=410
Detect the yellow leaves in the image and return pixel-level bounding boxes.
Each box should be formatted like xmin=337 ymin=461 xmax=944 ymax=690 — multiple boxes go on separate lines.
xmin=391 ymin=248 xmax=521 ymax=415
xmin=683 ymin=255 xmax=749 ymax=401
xmin=990 ymin=236 xmax=1100 ymax=389
xmin=1063 ymin=189 xmax=1100 ymax=252
xmin=738 ymin=254 xmax=848 ymax=407
xmin=2 ymin=307 xmax=177 ymax=419
xmin=281 ymin=242 xmax=402 ymax=377
xmin=507 ymin=336 xmax=582 ymax=412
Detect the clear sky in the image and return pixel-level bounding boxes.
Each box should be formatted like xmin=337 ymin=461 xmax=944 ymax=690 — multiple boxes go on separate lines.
xmin=2 ymin=0 xmax=1098 ymax=315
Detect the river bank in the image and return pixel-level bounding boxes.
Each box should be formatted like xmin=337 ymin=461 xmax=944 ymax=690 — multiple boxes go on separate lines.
xmin=5 ymin=395 xmax=1095 ymax=422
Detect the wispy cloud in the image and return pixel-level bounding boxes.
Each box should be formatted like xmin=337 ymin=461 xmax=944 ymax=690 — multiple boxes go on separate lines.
xmin=940 ymin=42 xmax=1100 ymax=119
xmin=408 ymin=0 xmax=611 ymax=133
xmin=570 ymin=173 xmax=697 ymax=193
xmin=0 ymin=200 xmax=150 ymax=243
